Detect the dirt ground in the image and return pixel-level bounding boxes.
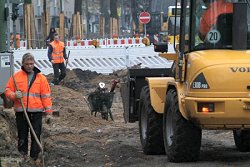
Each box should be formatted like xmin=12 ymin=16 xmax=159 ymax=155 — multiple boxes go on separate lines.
xmin=1 ymin=69 xmax=250 ymax=167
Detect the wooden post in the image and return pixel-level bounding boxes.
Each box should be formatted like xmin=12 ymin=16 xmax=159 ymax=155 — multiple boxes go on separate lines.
xmin=59 ymin=12 xmax=65 ymax=42
xmin=24 ymin=4 xmax=30 ymax=48
xmin=110 ymin=18 xmax=112 ymax=37
xmin=76 ymin=12 xmax=79 ymax=38
xmin=43 ymin=12 xmax=50 ymax=45
xmin=72 ymin=14 xmax=77 ymax=38
xmin=114 ymin=18 xmax=118 ymax=35
xmin=30 ymin=5 xmax=36 ymax=48
xmin=24 ymin=4 xmax=36 ymax=49
xmin=71 ymin=12 xmax=83 ymax=39
xmin=99 ymin=15 xmax=105 ymax=38
xmin=80 ymin=15 xmax=83 ymax=39
xmin=76 ymin=12 xmax=82 ymax=39
xmin=110 ymin=18 xmax=119 ymax=37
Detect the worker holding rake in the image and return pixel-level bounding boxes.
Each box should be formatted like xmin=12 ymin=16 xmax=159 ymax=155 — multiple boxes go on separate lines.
xmin=5 ymin=53 xmax=53 ymax=166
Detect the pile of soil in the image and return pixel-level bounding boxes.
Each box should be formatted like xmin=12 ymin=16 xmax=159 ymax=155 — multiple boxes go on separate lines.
xmin=47 ymin=69 xmax=119 ymax=93
xmin=37 ymin=69 xmax=142 ymax=167
xmin=0 ymin=68 xmax=135 ymax=167
xmin=0 ymin=109 xmax=18 ymax=157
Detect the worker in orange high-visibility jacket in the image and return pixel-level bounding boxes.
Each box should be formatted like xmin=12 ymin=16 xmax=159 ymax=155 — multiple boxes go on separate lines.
xmin=47 ymin=32 xmax=68 ymax=85
xmin=5 ymin=53 xmax=53 ymax=163
xmin=199 ymin=0 xmax=233 ymax=41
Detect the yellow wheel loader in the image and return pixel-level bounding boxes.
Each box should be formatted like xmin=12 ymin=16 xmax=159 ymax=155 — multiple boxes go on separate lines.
xmin=121 ymin=0 xmax=250 ymax=162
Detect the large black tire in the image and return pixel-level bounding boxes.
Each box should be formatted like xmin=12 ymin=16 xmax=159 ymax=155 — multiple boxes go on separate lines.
xmin=139 ymin=86 xmax=165 ymax=155
xmin=233 ymin=130 xmax=250 ymax=152
xmin=163 ymin=89 xmax=201 ymax=162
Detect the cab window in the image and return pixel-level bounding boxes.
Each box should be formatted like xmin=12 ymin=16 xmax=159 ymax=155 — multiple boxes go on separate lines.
xmin=190 ymin=0 xmax=250 ymax=51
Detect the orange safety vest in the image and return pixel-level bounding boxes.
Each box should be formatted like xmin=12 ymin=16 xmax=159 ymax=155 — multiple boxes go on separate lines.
xmin=200 ymin=0 xmax=233 ymax=37
xmin=5 ymin=70 xmax=52 ymax=113
xmin=50 ymin=40 xmax=65 ymax=63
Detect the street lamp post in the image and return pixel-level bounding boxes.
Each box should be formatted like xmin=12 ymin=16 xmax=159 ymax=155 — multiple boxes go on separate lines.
xmin=6 ymin=0 xmax=11 ymax=50
xmin=0 ymin=0 xmax=7 ymax=51
xmin=86 ymin=0 xmax=89 ymax=38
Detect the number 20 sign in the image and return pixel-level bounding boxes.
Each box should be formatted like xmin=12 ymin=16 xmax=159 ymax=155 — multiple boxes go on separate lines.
xmin=207 ymin=29 xmax=221 ymax=44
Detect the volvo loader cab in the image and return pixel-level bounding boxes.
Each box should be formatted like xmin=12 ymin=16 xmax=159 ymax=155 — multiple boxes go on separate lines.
xmin=126 ymin=0 xmax=250 ymax=163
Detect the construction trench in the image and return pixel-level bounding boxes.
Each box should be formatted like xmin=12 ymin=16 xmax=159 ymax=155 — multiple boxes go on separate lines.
xmin=1 ymin=69 xmax=250 ymax=167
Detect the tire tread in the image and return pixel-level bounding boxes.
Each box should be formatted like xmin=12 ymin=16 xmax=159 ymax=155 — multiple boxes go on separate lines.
xmin=139 ymin=86 xmax=165 ymax=155
xmin=164 ymin=89 xmax=201 ymax=162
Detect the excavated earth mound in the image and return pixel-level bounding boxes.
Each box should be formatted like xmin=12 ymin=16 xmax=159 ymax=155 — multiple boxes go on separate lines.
xmin=0 ymin=69 xmax=138 ymax=167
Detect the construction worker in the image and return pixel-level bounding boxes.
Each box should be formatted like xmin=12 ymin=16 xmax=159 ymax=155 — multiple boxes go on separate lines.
xmin=5 ymin=53 xmax=53 ymax=165
xmin=47 ymin=33 xmax=67 ymax=85
xmin=199 ymin=0 xmax=233 ymax=41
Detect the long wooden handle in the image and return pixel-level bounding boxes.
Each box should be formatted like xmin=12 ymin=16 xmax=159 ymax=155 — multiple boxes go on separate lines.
xmin=65 ymin=50 xmax=70 ymax=68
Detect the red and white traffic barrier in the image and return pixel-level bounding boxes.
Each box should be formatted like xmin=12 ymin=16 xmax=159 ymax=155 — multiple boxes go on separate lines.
xmin=66 ymin=37 xmax=145 ymax=48
xmin=66 ymin=39 xmax=95 ymax=48
xmin=18 ymin=37 xmax=146 ymax=50
xmin=19 ymin=40 xmax=27 ymax=49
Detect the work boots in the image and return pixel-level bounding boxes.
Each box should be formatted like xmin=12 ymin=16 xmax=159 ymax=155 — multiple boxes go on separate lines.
xmin=34 ymin=158 xmax=42 ymax=167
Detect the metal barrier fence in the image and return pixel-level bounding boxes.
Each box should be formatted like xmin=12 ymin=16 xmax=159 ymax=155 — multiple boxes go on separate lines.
xmin=13 ymin=45 xmax=173 ymax=75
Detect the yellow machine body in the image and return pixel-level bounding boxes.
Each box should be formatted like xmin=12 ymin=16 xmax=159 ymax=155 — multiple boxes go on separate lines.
xmin=147 ymin=50 xmax=250 ymax=129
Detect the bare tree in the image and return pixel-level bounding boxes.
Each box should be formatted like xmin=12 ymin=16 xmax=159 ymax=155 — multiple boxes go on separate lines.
xmin=131 ymin=0 xmax=139 ymax=33
xmin=110 ymin=0 xmax=118 ymax=18
xmin=100 ymin=0 xmax=110 ymax=37
xmin=74 ymin=0 xmax=82 ymax=14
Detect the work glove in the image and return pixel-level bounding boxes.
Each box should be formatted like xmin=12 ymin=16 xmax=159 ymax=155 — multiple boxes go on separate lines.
xmin=45 ymin=114 xmax=53 ymax=124
xmin=15 ymin=90 xmax=23 ymax=99
xmin=50 ymin=60 xmax=55 ymax=64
